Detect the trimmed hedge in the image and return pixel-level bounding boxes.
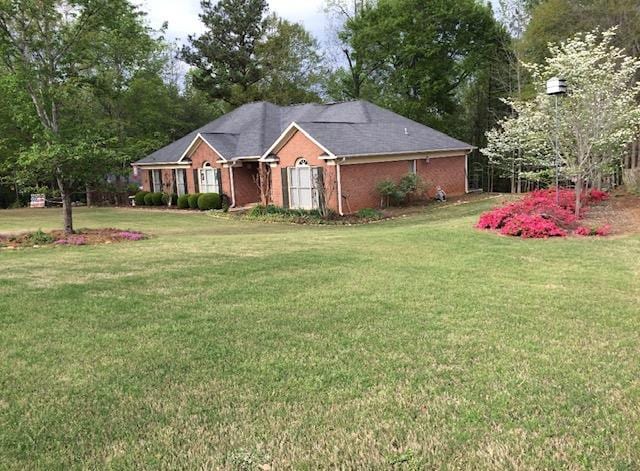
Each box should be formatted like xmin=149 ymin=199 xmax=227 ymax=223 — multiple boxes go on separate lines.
xmin=197 ymin=193 xmax=221 ymax=210
xmin=134 ymin=191 xmax=148 ymax=206
xmin=177 ymin=194 xmax=190 ymax=209
xmin=143 ymin=192 xmax=154 ymax=206
xmin=162 ymin=193 xmax=177 ymax=206
xmin=151 ymin=192 xmax=164 ymax=206
xmin=187 ymin=193 xmax=201 ymax=209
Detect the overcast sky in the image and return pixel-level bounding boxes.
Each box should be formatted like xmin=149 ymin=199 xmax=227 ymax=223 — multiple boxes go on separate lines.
xmin=139 ymin=0 xmax=329 ymax=45
xmin=139 ymin=0 xmax=501 ymax=49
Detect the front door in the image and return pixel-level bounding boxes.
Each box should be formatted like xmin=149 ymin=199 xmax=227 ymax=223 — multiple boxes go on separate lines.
xmin=288 ymin=161 xmax=316 ymax=210
xmin=199 ymin=166 xmax=219 ymax=193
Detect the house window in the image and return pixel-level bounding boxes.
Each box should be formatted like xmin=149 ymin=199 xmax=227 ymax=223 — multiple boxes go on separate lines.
xmin=151 ymin=169 xmax=162 ymax=192
xmin=199 ymin=163 xmax=219 ymax=193
xmin=175 ymin=169 xmax=187 ymax=196
xmin=409 ymin=159 xmax=417 ymax=174
xmin=288 ymin=158 xmax=318 ymax=210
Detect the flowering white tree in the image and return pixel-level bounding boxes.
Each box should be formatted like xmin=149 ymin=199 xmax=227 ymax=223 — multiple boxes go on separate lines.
xmin=483 ymin=28 xmax=640 ymax=215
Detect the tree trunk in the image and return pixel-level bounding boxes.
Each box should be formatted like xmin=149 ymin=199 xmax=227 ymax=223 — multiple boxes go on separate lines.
xmin=574 ymin=177 xmax=582 ymax=218
xmin=86 ymin=184 xmax=93 ymax=207
xmin=56 ymin=174 xmax=74 ymax=234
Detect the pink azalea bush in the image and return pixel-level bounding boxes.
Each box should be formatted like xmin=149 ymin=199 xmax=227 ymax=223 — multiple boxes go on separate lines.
xmin=116 ymin=231 xmax=145 ymax=241
xmin=574 ymin=224 xmax=612 ymax=237
xmin=574 ymin=226 xmax=591 ymax=236
xmin=588 ymin=189 xmax=609 ymax=204
xmin=500 ymin=214 xmax=567 ymax=238
xmin=477 ymin=188 xmax=610 ymax=239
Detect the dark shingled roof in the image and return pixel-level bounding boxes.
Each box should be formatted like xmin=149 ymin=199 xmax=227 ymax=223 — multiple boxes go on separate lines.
xmin=134 ymin=100 xmax=472 ymax=164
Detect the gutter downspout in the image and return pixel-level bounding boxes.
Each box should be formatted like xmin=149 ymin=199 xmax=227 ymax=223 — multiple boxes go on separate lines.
xmin=336 ymin=157 xmax=346 ymax=216
xmin=229 ymin=165 xmax=236 ymax=208
xmin=465 ymin=150 xmax=472 ymax=194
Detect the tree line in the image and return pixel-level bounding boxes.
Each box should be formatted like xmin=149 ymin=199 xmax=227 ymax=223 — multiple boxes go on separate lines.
xmin=1 ymin=0 xmax=638 ymax=230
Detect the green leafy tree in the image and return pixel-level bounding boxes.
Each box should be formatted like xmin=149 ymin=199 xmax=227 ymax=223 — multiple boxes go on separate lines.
xmin=257 ymin=15 xmax=325 ymax=105
xmin=324 ymin=0 xmax=378 ymax=100
xmin=522 ymin=0 xmax=640 ymax=64
xmin=182 ymin=0 xmax=324 ymax=108
xmin=0 ymin=69 xmax=38 ymax=205
xmin=483 ymin=29 xmax=640 ymax=215
xmin=335 ymin=0 xmax=506 ymax=134
xmin=182 ymin=0 xmax=269 ymax=107
xmin=0 ymin=0 xmax=160 ymax=232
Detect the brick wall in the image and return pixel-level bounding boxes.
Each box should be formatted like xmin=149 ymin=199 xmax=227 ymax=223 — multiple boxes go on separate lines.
xmin=186 ymin=140 xmax=231 ymax=197
xmin=140 ymin=168 xmax=176 ymax=193
xmin=417 ymin=156 xmax=466 ymax=197
xmin=272 ymin=130 xmax=338 ymax=211
xmin=232 ymin=162 xmax=261 ymax=206
xmin=340 ymin=160 xmax=409 ymax=212
xmin=140 ymin=170 xmax=150 ymax=191
xmin=340 ymin=155 xmax=467 ymax=212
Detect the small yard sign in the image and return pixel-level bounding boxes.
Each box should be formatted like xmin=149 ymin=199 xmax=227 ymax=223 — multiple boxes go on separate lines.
xmin=30 ymin=194 xmax=45 ymax=208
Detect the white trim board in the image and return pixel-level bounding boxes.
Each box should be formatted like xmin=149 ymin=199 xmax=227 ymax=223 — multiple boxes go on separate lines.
xmin=178 ymin=133 xmax=228 ymax=163
xmin=339 ymin=151 xmax=471 ymax=165
xmin=132 ymin=163 xmax=191 ymax=169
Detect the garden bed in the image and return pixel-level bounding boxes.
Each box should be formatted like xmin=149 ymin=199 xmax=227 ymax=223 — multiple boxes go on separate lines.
xmin=578 ymin=192 xmax=640 ymax=236
xmin=476 ymin=188 xmax=614 ymax=238
xmin=223 ymin=205 xmax=391 ymax=225
xmin=0 ymin=228 xmax=146 ymax=249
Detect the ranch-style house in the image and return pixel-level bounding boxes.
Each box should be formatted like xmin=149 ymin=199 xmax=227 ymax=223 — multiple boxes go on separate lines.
xmin=132 ymin=100 xmax=474 ymax=214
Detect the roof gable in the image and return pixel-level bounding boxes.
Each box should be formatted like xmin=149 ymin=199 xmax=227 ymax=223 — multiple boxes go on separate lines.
xmin=134 ymin=100 xmax=473 ymax=165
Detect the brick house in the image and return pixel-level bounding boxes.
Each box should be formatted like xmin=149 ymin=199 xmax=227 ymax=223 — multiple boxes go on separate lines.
xmin=133 ymin=101 xmax=473 ymax=214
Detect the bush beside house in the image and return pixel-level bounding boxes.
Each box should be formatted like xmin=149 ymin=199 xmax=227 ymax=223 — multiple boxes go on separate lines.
xmin=177 ymin=195 xmax=190 ymax=209
xmin=162 ymin=193 xmax=177 ymax=206
xmin=187 ymin=193 xmax=201 ymax=209
xmin=150 ymin=192 xmax=164 ymax=206
xmin=376 ymin=173 xmax=428 ymax=207
xmin=134 ymin=191 xmax=148 ymax=206
xmin=197 ymin=193 xmax=221 ymax=210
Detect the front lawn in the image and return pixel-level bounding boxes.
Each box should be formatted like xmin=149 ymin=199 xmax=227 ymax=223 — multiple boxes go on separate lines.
xmin=1 ymin=200 xmax=639 ymax=468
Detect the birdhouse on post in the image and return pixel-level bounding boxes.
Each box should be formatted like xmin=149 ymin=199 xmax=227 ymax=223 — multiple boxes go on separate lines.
xmin=546 ymin=77 xmax=567 ymax=95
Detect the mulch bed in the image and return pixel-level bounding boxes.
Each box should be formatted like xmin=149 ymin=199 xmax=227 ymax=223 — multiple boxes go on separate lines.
xmin=579 ymin=193 xmax=640 ymax=236
xmin=0 ymin=228 xmax=147 ymax=249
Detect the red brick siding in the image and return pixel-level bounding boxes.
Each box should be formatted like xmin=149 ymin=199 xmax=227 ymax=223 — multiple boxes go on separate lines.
xmin=272 ymin=130 xmax=338 ymax=211
xmin=340 ymin=155 xmax=467 ymax=212
xmin=140 ymin=169 xmax=150 ymax=192
xmin=140 ymin=168 xmax=176 ymax=193
xmin=233 ymin=162 xmax=261 ymax=206
xmin=418 ymin=156 xmax=466 ymax=197
xmin=340 ymin=160 xmax=409 ymax=212
xmin=186 ymin=140 xmax=231 ymax=196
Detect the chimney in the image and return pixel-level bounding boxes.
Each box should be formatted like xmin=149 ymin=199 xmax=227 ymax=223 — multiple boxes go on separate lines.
xmin=404 ymin=127 xmax=409 ymax=136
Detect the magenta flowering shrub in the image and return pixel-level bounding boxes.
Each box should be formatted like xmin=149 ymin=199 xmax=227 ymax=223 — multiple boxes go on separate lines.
xmin=574 ymin=224 xmax=612 ymax=237
xmin=574 ymin=226 xmax=591 ymax=236
xmin=476 ymin=188 xmax=610 ymax=239
xmin=500 ymin=214 xmax=567 ymax=238
xmin=116 ymin=231 xmax=144 ymax=241
xmin=588 ymin=189 xmax=609 ymax=204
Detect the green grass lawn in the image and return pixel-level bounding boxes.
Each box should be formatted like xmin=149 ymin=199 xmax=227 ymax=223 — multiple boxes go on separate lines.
xmin=1 ymin=200 xmax=639 ymax=469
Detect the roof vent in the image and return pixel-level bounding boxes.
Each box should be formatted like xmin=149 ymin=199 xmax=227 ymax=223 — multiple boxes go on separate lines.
xmin=404 ymin=127 xmax=409 ymax=136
